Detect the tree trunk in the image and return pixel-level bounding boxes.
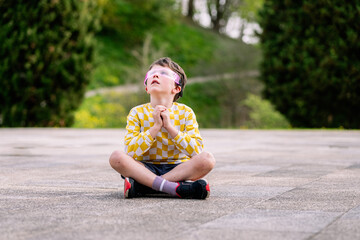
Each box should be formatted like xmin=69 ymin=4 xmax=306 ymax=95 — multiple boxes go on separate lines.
xmin=187 ymin=0 xmax=195 ymax=20
xmin=207 ymin=0 xmax=230 ymax=33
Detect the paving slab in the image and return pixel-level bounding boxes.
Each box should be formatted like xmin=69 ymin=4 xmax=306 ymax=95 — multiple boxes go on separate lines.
xmin=1 ymin=129 xmax=360 ymax=240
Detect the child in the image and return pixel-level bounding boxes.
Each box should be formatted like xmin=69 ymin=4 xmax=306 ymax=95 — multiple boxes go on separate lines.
xmin=109 ymin=57 xmax=216 ymax=199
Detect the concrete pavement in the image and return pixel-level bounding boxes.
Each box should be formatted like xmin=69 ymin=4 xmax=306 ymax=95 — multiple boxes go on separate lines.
xmin=1 ymin=129 xmax=360 ymax=240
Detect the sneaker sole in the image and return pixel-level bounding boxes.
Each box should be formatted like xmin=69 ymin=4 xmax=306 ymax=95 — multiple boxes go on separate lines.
xmin=124 ymin=177 xmax=132 ymax=198
xmin=201 ymin=179 xmax=210 ymax=199
xmin=205 ymin=184 xmax=210 ymax=199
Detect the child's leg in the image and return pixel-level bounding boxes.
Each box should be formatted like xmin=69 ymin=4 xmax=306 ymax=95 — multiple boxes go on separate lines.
xmin=109 ymin=150 xmax=178 ymax=196
xmin=109 ymin=150 xmax=157 ymax=188
xmin=162 ymin=151 xmax=216 ymax=182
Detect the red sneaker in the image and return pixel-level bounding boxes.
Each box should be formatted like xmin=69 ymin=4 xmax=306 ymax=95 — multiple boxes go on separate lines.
xmin=124 ymin=177 xmax=135 ymax=198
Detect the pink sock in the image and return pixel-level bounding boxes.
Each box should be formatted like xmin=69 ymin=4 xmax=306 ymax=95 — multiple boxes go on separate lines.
xmin=152 ymin=176 xmax=178 ymax=196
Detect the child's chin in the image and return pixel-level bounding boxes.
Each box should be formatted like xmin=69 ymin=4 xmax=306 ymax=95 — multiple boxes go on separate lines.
xmin=149 ymin=89 xmax=166 ymax=95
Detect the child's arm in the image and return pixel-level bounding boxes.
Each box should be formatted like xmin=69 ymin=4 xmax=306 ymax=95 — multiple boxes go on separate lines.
xmin=161 ymin=108 xmax=203 ymax=157
xmin=124 ymin=108 xmax=161 ymax=159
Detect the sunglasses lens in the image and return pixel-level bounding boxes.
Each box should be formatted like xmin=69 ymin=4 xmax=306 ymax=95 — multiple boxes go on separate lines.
xmin=144 ymin=68 xmax=180 ymax=85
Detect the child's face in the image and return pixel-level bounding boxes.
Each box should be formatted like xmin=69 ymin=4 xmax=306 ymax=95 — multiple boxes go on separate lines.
xmin=145 ymin=65 xmax=181 ymax=96
xmin=144 ymin=66 xmax=180 ymax=86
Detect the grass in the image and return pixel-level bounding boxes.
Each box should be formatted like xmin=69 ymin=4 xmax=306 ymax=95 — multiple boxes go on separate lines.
xmin=88 ymin=17 xmax=261 ymax=89
xmin=75 ymin=16 xmax=289 ymax=129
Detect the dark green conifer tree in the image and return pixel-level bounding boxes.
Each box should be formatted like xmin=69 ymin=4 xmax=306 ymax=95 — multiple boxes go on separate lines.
xmin=259 ymin=1 xmax=360 ymax=128
xmin=0 ymin=0 xmax=100 ymax=127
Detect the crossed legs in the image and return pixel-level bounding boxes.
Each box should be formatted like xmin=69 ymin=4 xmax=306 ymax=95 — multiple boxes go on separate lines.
xmin=109 ymin=151 xmax=216 ymax=188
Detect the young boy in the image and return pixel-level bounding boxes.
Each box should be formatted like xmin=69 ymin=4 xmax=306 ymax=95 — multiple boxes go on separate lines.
xmin=109 ymin=57 xmax=216 ymax=199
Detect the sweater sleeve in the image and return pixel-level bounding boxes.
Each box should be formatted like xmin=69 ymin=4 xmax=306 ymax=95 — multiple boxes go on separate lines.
xmin=124 ymin=108 xmax=154 ymax=159
xmin=172 ymin=108 xmax=203 ymax=157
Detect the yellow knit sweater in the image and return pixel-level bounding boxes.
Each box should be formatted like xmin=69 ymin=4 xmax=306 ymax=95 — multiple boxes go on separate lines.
xmin=124 ymin=102 xmax=203 ymax=164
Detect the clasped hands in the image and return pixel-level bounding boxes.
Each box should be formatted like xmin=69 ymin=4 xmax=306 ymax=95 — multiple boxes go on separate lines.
xmin=151 ymin=105 xmax=178 ymax=138
xmin=153 ymin=105 xmax=171 ymax=129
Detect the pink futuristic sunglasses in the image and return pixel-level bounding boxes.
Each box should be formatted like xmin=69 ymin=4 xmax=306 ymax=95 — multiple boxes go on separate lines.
xmin=144 ymin=68 xmax=181 ymax=86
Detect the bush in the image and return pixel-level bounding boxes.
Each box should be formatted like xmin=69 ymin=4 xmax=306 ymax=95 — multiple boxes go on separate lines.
xmin=179 ymin=77 xmax=263 ymax=128
xmin=0 ymin=0 xmax=100 ymax=127
xmin=242 ymin=94 xmax=290 ymax=129
xmin=73 ymin=94 xmax=127 ymax=128
xmin=259 ymin=1 xmax=360 ymax=128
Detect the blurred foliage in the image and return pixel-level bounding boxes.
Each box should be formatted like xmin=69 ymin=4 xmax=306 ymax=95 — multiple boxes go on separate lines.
xmin=73 ymin=93 xmax=127 ymax=128
xmin=123 ymin=33 xmax=167 ymax=85
xmin=90 ymin=20 xmax=261 ymax=89
xmin=151 ymin=20 xmax=261 ymax=77
xmin=89 ymin=34 xmax=128 ymax=89
xmin=259 ymin=0 xmax=360 ymax=128
xmin=179 ymin=77 xmax=263 ymax=128
xmin=89 ymin=0 xmax=179 ymax=89
xmin=239 ymin=0 xmax=264 ymax=22
xmin=97 ymin=0 xmax=176 ymax=46
xmin=74 ymin=77 xmax=289 ymax=129
xmin=74 ymin=91 xmax=147 ymax=128
xmin=242 ymin=94 xmax=290 ymax=129
xmin=73 ymin=0 xmax=276 ymax=129
xmin=0 ymin=0 xmax=100 ymax=127
xmin=1 ymin=0 xmax=287 ymax=129
xmin=90 ymin=0 xmax=262 ymax=89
